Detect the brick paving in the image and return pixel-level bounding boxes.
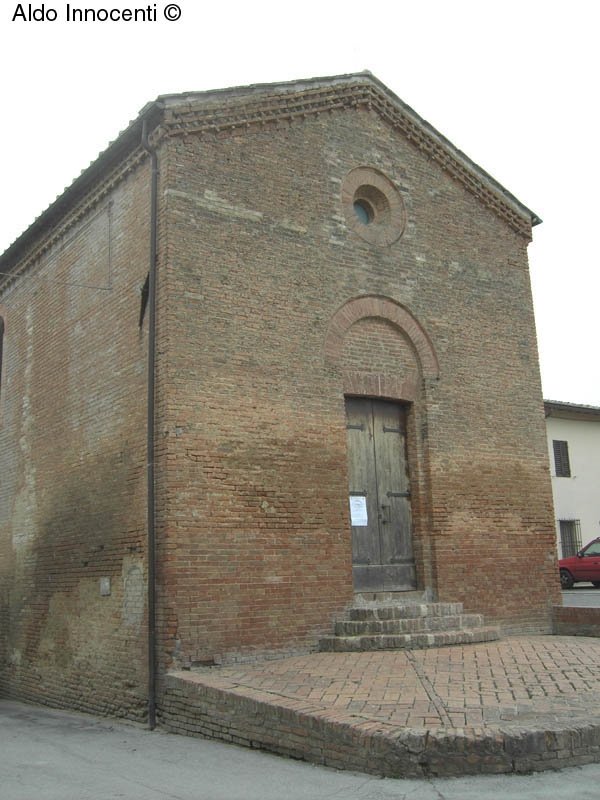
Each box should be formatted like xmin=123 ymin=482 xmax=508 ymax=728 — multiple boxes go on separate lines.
xmin=194 ymin=636 xmax=600 ymax=729
xmin=164 ymin=636 xmax=600 ymax=776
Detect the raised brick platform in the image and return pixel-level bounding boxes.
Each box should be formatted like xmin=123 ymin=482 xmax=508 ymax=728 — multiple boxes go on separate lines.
xmin=159 ymin=635 xmax=600 ymax=777
xmin=553 ymin=605 xmax=600 ymax=637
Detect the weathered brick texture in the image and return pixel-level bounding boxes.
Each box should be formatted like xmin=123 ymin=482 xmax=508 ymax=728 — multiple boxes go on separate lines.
xmin=553 ymin=606 xmax=600 ymax=637
xmin=0 ymin=161 xmax=150 ymax=716
xmin=0 ymin=74 xmax=560 ymax=717
xmin=160 ymin=668 xmax=600 ymax=777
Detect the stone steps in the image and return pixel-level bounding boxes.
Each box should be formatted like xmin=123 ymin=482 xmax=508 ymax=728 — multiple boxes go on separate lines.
xmin=334 ymin=612 xmax=486 ymax=636
xmin=319 ymin=596 xmax=500 ymax=652
xmin=347 ymin=601 xmax=465 ymax=621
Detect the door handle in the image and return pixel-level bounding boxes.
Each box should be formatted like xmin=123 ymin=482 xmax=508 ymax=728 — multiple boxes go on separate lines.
xmin=379 ymin=504 xmax=389 ymax=524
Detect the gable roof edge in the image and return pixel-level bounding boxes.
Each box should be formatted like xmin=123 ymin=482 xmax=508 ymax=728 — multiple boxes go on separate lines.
xmin=1 ymin=72 xmax=541 ymax=278
xmin=544 ymin=400 xmax=600 ymax=421
xmin=362 ymin=73 xmax=541 ymax=233
xmin=0 ymin=100 xmax=164 ymax=283
xmin=156 ymin=72 xmax=540 ymax=236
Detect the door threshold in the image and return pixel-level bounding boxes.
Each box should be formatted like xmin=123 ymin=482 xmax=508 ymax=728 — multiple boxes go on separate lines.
xmin=353 ymin=589 xmax=433 ymax=604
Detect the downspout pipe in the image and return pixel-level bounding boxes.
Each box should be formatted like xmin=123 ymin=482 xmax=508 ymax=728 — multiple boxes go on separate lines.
xmin=141 ymin=118 xmax=158 ymax=731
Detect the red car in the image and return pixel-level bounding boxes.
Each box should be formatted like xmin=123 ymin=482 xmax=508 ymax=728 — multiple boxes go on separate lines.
xmin=559 ymin=537 xmax=600 ymax=589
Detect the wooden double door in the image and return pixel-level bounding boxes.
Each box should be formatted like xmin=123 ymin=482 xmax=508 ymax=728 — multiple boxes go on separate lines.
xmin=345 ymin=397 xmax=416 ymax=592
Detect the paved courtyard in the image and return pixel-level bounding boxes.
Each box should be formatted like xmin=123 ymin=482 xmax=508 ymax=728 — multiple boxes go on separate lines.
xmin=164 ymin=635 xmax=600 ymax=776
xmin=197 ymin=635 xmax=599 ymax=728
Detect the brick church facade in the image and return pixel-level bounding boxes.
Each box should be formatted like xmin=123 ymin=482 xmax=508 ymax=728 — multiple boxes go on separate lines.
xmin=0 ymin=73 xmax=560 ymax=720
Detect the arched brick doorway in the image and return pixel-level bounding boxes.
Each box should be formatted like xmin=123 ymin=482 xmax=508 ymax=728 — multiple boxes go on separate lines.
xmin=325 ymin=296 xmax=439 ymax=592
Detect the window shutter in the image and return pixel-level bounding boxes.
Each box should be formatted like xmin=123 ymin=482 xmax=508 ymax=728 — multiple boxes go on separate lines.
xmin=553 ymin=440 xmax=571 ymax=477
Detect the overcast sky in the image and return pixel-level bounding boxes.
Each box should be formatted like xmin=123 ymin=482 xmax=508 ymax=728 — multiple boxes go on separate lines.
xmin=1 ymin=0 xmax=598 ymax=405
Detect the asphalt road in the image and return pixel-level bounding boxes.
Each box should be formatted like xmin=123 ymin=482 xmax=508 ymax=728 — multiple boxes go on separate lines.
xmin=562 ymin=585 xmax=600 ymax=607
xmin=2 ymin=699 xmax=600 ymax=800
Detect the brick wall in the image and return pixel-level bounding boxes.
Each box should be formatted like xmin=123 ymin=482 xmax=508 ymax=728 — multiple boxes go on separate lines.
xmin=0 ymin=158 xmax=150 ymax=717
xmin=154 ymin=96 xmax=559 ymax=675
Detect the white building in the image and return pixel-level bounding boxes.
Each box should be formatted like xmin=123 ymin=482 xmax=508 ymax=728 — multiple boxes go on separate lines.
xmin=545 ymin=400 xmax=600 ymax=558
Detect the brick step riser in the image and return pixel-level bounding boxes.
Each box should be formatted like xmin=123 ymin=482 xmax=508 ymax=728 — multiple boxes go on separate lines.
xmin=335 ymin=613 xmax=485 ymax=636
xmin=347 ymin=603 xmax=464 ymax=621
xmin=319 ymin=626 xmax=500 ymax=653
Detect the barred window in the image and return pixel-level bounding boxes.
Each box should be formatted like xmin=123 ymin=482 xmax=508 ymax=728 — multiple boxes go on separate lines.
xmin=553 ymin=439 xmax=571 ymax=477
xmin=559 ymin=519 xmax=581 ymax=558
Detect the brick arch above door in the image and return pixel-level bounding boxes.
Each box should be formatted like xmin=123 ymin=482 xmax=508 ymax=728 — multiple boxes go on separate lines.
xmin=324 ymin=295 xmax=440 ymax=400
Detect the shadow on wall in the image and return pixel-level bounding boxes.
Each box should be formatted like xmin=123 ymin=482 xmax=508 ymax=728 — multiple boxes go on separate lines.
xmin=4 ymin=445 xmax=146 ymax=709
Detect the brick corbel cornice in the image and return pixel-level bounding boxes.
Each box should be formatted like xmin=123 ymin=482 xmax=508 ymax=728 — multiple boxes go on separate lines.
xmin=1 ymin=73 xmax=538 ymax=285
xmin=159 ymin=78 xmax=537 ymax=238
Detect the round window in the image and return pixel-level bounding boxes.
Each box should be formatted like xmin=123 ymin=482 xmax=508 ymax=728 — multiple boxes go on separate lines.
xmin=342 ymin=167 xmax=406 ymax=246
xmin=353 ymin=199 xmax=374 ymax=225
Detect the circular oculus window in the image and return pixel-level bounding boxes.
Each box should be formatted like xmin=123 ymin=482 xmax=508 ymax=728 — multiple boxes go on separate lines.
xmin=342 ymin=167 xmax=406 ymax=246
xmin=353 ymin=199 xmax=374 ymax=225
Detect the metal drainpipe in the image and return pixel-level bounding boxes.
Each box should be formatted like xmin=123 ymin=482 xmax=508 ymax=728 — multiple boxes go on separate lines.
xmin=141 ymin=118 xmax=158 ymax=730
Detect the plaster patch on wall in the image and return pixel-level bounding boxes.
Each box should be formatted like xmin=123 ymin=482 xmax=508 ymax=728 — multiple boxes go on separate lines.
xmin=122 ymin=559 xmax=144 ymax=628
xmin=167 ymin=188 xmax=263 ymax=222
xmin=167 ymin=188 xmax=308 ymax=235
xmin=12 ymin=303 xmax=36 ymax=552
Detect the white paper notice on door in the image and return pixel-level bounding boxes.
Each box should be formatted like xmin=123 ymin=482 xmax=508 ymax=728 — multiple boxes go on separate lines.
xmin=349 ymin=495 xmax=368 ymax=527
